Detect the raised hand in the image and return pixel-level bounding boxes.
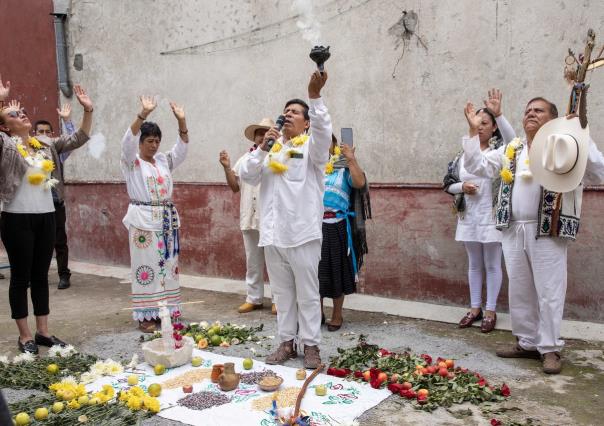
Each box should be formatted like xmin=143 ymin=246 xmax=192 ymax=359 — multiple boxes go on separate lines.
xmin=0 ymin=74 xmax=10 ymax=102
xmin=483 ymin=88 xmax=503 ymax=117
xmin=464 ymin=102 xmax=482 ymax=134
xmin=139 ymin=95 xmax=157 ymax=117
xmin=219 ymin=150 xmax=231 ymax=168
xmin=340 ymin=144 xmax=356 ymax=161
xmin=57 ymin=103 xmax=72 ymax=120
xmin=7 ymin=100 xmax=20 ymax=111
xmin=169 ymin=102 xmax=185 ymax=121
xmin=74 ymin=85 xmax=93 ymax=112
xmin=308 ymin=70 xmax=328 ymax=99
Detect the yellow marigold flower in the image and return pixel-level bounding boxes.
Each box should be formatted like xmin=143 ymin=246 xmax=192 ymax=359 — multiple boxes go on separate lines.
xmin=505 ymin=145 xmax=515 ymax=161
xmin=118 ymin=390 xmax=129 ymax=402
xmin=268 ymin=159 xmax=288 ymax=174
xmin=28 ymin=173 xmax=46 ymax=185
xmin=29 ymin=137 xmax=43 ymax=149
xmin=270 ymin=142 xmax=282 ymax=153
xmin=143 ymin=396 xmax=160 ymax=413
xmin=17 ymin=144 xmax=28 ymax=158
xmin=129 ymin=386 xmax=144 ymax=397
xmin=127 ymin=396 xmax=143 ymax=411
xmin=333 ymin=145 xmax=341 ymax=156
xmin=500 ymin=168 xmax=514 ymax=184
xmin=291 ymin=135 xmax=309 ymax=146
xmin=67 ymin=399 xmax=81 ymax=410
xmin=325 ymin=162 xmax=334 ymax=174
xmin=76 ymin=384 xmax=87 ymax=397
xmin=41 ymin=159 xmax=55 ymax=173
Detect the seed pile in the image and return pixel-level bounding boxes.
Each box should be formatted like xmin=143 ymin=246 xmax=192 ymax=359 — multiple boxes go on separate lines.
xmin=239 ymin=369 xmax=278 ymax=385
xmin=178 ymin=391 xmax=231 ymax=411
xmin=161 ymin=369 xmax=212 ymax=389
xmin=251 ymin=387 xmax=301 ymax=411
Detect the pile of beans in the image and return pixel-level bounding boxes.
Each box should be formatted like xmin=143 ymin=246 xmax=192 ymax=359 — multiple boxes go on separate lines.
xmin=177 ymin=391 xmax=231 ymax=411
xmin=239 ymin=369 xmax=278 ymax=385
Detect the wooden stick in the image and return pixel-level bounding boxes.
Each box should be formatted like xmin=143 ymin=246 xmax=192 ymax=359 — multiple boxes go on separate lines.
xmin=120 ymin=300 xmax=205 ymax=311
xmin=293 ymin=364 xmax=325 ymax=420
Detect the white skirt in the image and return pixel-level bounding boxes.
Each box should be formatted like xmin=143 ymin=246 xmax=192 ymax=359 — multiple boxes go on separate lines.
xmin=128 ymin=226 xmax=181 ymax=321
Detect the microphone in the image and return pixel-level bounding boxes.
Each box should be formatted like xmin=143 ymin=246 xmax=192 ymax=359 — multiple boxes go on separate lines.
xmin=266 ymin=115 xmax=286 ymax=150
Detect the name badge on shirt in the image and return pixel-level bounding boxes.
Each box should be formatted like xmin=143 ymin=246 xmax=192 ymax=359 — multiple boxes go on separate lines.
xmin=289 ymin=152 xmax=304 ymax=159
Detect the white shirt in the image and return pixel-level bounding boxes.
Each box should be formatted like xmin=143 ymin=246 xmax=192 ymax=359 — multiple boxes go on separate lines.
xmin=462 ymin=133 xmax=604 ymax=221
xmin=451 ymin=154 xmax=502 ymax=242
xmin=2 ymin=167 xmax=55 ymax=214
xmin=239 ymin=97 xmax=333 ymax=248
xmin=233 ymin=152 xmax=261 ymax=231
xmin=120 ymin=128 xmax=188 ymax=231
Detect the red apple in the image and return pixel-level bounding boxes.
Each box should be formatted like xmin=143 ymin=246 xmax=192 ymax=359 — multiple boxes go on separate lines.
xmin=439 ymin=367 xmax=448 ymax=377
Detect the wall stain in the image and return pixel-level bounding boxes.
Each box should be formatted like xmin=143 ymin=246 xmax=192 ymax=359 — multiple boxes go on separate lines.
xmin=388 ymin=9 xmax=428 ymax=78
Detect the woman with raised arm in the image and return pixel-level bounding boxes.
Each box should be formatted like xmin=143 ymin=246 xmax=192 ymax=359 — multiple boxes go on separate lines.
xmin=121 ymin=96 xmax=189 ymax=332
xmin=443 ymin=89 xmax=515 ymax=333
xmin=0 ymin=76 xmax=93 ymax=353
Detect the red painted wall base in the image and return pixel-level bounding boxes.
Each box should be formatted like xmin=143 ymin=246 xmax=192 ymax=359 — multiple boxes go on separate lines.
xmin=64 ymin=182 xmax=604 ymax=323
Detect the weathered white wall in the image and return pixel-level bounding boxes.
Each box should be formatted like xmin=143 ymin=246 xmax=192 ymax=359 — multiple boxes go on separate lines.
xmin=62 ymin=0 xmax=604 ymax=183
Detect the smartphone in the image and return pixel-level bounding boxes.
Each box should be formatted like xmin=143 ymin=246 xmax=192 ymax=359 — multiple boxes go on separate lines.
xmin=341 ymin=128 xmax=353 ymax=147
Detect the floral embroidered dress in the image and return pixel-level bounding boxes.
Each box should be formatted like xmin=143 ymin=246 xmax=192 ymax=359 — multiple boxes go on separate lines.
xmin=120 ymin=128 xmax=188 ymax=321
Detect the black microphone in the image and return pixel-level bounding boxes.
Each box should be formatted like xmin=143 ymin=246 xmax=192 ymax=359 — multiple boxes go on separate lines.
xmin=266 ymin=115 xmax=286 ymax=150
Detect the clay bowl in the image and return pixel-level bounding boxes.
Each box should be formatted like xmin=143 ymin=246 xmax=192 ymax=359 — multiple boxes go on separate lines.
xmin=258 ymin=375 xmax=284 ymax=392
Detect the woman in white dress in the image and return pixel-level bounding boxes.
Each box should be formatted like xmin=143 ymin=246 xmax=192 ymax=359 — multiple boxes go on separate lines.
xmin=121 ymin=96 xmax=189 ymax=332
xmin=444 ymin=89 xmax=515 ymax=332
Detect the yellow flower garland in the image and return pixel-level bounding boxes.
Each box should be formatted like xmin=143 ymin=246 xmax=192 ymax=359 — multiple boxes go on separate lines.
xmin=291 ymin=134 xmax=309 ymax=147
xmin=41 ymin=159 xmax=55 ymax=172
xmin=29 ymin=137 xmax=43 ymax=149
xmin=500 ymin=138 xmax=523 ymax=185
xmin=28 ymin=173 xmax=47 ymax=185
xmin=500 ymin=168 xmax=514 ymax=184
xmin=325 ymin=145 xmax=341 ymax=175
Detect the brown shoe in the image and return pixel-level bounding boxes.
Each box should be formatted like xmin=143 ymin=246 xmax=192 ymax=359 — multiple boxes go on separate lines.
xmin=542 ymin=352 xmax=562 ymax=374
xmin=480 ymin=313 xmax=497 ymax=333
xmin=238 ymin=302 xmax=263 ymax=314
xmin=271 ymin=304 xmax=277 ymax=315
xmin=138 ymin=320 xmax=157 ymax=334
xmin=303 ymin=345 xmax=322 ymax=369
xmin=266 ymin=340 xmax=297 ymax=365
xmin=459 ymin=309 xmax=483 ymax=328
xmin=496 ymin=344 xmax=541 ymax=359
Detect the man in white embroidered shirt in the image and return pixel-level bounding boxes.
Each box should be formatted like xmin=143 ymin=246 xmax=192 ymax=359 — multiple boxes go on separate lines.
xmin=239 ymin=70 xmax=332 ymax=368
xmin=462 ymin=98 xmax=604 ymax=374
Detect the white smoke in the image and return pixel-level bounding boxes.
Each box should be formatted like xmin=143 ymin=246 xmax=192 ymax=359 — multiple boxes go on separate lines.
xmin=87 ymin=132 xmax=106 ymax=159
xmin=292 ymin=0 xmax=322 ymax=45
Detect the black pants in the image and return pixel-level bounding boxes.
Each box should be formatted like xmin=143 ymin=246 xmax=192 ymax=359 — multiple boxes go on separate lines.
xmin=54 ymin=201 xmax=70 ymax=278
xmin=0 ymin=212 xmax=56 ymax=319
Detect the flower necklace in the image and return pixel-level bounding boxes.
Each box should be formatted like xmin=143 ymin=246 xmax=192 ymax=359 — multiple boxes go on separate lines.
xmin=267 ymin=134 xmax=309 ymax=174
xmin=500 ymin=138 xmax=522 ymax=184
xmin=13 ymin=136 xmax=58 ymax=188
xmin=325 ymin=145 xmax=341 ymax=174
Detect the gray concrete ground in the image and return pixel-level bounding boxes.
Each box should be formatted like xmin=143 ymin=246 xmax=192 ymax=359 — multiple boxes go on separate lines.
xmin=0 ymin=267 xmax=602 ymax=425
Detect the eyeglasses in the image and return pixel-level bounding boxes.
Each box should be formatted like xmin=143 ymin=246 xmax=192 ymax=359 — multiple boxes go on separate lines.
xmin=5 ymin=108 xmax=27 ymax=119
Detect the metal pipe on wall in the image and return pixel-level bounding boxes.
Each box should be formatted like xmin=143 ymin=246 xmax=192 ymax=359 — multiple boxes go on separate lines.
xmin=52 ymin=0 xmax=72 ymax=97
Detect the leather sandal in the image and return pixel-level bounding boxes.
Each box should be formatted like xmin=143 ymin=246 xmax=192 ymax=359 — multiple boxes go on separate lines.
xmin=138 ymin=320 xmax=157 ymax=333
xmin=480 ymin=314 xmax=497 ymax=333
xmin=459 ymin=309 xmax=483 ymax=328
xmin=327 ymin=321 xmax=343 ymax=332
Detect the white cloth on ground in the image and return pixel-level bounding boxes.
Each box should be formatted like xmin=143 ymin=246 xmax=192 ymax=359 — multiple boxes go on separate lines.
xmin=265 ymin=239 xmax=322 ymax=346
xmin=464 ymin=241 xmax=503 ymax=311
xmin=241 ymin=229 xmax=268 ymax=304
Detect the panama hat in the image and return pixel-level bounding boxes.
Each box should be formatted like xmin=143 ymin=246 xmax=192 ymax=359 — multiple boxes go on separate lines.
xmin=529 ymin=117 xmax=590 ymax=193
xmin=244 ymin=117 xmax=275 ymax=142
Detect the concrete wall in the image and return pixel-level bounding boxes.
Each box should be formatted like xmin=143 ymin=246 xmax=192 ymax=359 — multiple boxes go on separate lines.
xmin=52 ymin=0 xmax=604 ymax=322
xmin=0 ymin=0 xmax=60 ymax=131
xmin=62 ymin=0 xmax=604 ymax=183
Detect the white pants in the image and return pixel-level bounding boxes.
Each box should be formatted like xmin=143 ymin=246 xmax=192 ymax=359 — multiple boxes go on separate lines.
xmin=242 ymin=230 xmax=269 ymax=304
xmin=463 ymin=241 xmax=503 ymax=311
xmin=264 ymin=239 xmax=322 ymax=347
xmin=502 ymin=221 xmax=568 ymax=354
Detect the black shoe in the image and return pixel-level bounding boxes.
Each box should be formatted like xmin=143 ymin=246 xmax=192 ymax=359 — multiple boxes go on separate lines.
xmin=327 ymin=321 xmax=343 ymax=332
xmin=321 ymin=313 xmax=326 ymax=325
xmin=18 ymin=338 xmax=39 ymax=354
xmin=35 ymin=333 xmax=67 ymax=347
xmin=58 ymin=276 xmax=71 ymax=289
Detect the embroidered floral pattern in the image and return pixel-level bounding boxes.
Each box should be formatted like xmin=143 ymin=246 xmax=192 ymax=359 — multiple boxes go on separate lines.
xmin=133 ymin=229 xmax=153 ymax=249
xmin=135 ymin=265 xmax=155 ymax=286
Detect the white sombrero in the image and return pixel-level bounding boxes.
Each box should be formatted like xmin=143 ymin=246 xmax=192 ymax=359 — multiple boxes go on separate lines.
xmin=529 ymin=117 xmax=590 ymax=193
xmin=244 ymin=117 xmax=275 ymax=142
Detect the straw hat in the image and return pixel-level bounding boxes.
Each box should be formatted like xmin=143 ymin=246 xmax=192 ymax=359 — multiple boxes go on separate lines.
xmin=244 ymin=117 xmax=275 ymax=142
xmin=529 ymin=117 xmax=590 ymax=193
